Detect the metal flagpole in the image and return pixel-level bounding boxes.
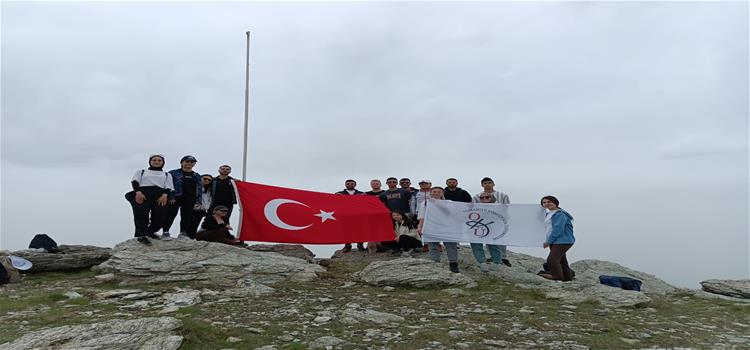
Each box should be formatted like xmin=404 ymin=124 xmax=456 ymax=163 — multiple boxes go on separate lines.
xmin=242 ymin=31 xmax=251 ymax=181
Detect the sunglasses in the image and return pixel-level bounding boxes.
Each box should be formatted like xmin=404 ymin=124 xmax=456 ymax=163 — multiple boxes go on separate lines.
xmin=480 ymin=196 xmax=492 ymax=199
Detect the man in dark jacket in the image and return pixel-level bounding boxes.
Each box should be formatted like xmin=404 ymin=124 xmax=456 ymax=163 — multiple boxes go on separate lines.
xmin=443 ymin=178 xmax=472 ymax=203
xmin=335 ymin=179 xmax=365 ymax=252
xmin=210 ymin=165 xmax=237 ymax=220
xmin=165 ymin=155 xmax=203 ymax=240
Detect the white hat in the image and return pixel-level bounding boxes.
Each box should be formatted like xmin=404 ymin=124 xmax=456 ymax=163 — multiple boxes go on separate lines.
xmin=9 ymin=256 xmax=32 ymax=271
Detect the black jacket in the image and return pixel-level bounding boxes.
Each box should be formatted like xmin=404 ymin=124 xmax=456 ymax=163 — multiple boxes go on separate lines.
xmin=335 ymin=189 xmax=364 ymax=195
xmin=443 ymin=187 xmax=472 ymax=202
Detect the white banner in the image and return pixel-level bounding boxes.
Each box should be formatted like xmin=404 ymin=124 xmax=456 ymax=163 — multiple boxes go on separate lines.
xmin=421 ymin=198 xmax=546 ymax=247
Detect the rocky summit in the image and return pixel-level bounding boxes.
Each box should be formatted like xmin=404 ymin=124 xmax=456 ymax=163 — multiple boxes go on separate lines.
xmin=1 ymin=240 xmax=748 ymax=349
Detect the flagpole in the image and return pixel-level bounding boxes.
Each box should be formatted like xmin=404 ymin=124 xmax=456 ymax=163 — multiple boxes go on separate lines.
xmin=242 ymin=31 xmax=251 ymax=182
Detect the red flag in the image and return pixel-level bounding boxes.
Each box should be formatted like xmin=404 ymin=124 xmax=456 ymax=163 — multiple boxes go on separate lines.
xmin=235 ymin=181 xmax=394 ymax=244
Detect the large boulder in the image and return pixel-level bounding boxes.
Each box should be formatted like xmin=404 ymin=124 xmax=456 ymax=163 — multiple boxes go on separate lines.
xmin=94 ymin=239 xmax=324 ymax=286
xmin=700 ymin=279 xmax=750 ymax=299
xmin=12 ymin=245 xmax=112 ymax=272
xmin=354 ymin=258 xmax=476 ymax=288
xmin=0 ymin=317 xmax=182 ymax=350
xmin=247 ymin=244 xmax=315 ymax=263
xmin=454 ymin=248 xmax=674 ymax=307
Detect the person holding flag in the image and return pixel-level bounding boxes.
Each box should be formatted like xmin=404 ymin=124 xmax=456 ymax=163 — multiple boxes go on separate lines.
xmin=417 ymin=187 xmax=460 ymax=273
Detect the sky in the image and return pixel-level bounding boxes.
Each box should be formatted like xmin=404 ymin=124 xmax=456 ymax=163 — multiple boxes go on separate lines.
xmin=1 ymin=1 xmax=747 ymax=288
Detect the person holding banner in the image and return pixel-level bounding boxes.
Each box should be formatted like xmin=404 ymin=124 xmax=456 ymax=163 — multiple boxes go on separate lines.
xmin=472 ymin=177 xmax=512 ymax=267
xmin=539 ymin=196 xmax=575 ymax=281
xmin=417 ymin=187 xmax=460 ymax=273
xmin=471 ymin=193 xmax=507 ymax=272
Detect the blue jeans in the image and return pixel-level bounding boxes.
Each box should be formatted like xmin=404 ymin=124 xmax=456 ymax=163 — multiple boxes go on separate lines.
xmin=427 ymin=242 xmax=458 ymax=263
xmin=470 ymin=243 xmax=505 ymax=264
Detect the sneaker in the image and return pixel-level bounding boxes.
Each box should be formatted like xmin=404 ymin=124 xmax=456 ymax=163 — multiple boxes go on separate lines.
xmin=422 ymin=244 xmax=429 ymax=252
xmin=342 ymin=244 xmax=352 ymax=253
xmin=137 ymin=236 xmax=152 ymax=245
xmin=490 ymin=263 xmax=503 ymax=272
xmin=449 ymin=262 xmax=459 ymax=273
xmin=438 ymin=244 xmax=444 ymax=252
xmin=357 ymin=243 xmax=366 ymax=251
xmin=401 ymin=249 xmax=413 ymax=258
xmin=147 ymin=233 xmax=161 ymax=240
xmin=502 ymin=259 xmax=512 ymax=267
xmin=479 ymin=263 xmax=490 ymax=273
xmin=176 ymin=232 xmax=190 ymax=240
xmin=162 ymin=232 xmax=173 ymax=241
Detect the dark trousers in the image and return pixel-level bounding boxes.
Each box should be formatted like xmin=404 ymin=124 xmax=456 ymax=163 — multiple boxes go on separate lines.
xmin=196 ymin=228 xmax=239 ymax=245
xmin=165 ymin=196 xmax=200 ymax=237
xmin=380 ymin=235 xmax=423 ymax=252
xmin=129 ymin=187 xmax=167 ymax=237
xmin=546 ymin=244 xmax=574 ymax=281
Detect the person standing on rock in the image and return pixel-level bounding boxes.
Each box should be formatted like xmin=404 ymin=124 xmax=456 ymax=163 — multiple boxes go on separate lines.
xmin=365 ymin=179 xmax=385 ymax=196
xmin=417 ymin=187 xmax=460 ymax=273
xmin=379 ymin=177 xmax=412 ymax=215
xmin=335 ymin=179 xmax=365 ymax=252
xmin=209 ymin=165 xmax=237 ymax=220
xmin=365 ymin=179 xmax=386 ymax=253
xmin=443 ymin=178 xmax=472 ymax=203
xmin=195 ymin=174 xmax=214 ymax=231
xmin=539 ymin=195 xmax=575 ymax=281
xmin=126 ymin=155 xmax=175 ymax=245
xmin=472 ymin=177 xmax=512 ymax=267
xmin=473 ymin=193 xmax=505 ymax=272
xmin=164 ymin=155 xmax=203 ymax=240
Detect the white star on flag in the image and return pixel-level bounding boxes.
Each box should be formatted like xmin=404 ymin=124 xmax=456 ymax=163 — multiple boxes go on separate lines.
xmin=314 ymin=210 xmax=336 ymax=223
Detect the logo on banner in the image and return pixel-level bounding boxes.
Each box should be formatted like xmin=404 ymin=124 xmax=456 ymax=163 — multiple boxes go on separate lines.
xmin=464 ymin=208 xmax=509 ymax=240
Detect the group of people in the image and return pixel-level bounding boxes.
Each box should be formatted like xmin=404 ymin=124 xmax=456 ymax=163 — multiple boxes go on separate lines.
xmin=125 ymin=155 xmax=242 ymax=247
xmin=335 ymin=177 xmax=576 ymax=281
xmin=125 ymin=154 xmax=576 ymax=283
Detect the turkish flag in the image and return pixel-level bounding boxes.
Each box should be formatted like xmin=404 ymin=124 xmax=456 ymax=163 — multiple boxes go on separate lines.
xmin=235 ymin=181 xmax=394 ymax=244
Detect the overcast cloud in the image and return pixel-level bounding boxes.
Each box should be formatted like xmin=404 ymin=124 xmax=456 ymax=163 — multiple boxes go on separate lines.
xmin=1 ymin=1 xmax=747 ymax=288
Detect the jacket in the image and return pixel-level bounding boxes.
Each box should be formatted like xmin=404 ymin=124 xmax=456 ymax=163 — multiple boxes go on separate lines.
xmin=443 ymin=187 xmax=472 ymax=202
xmin=168 ymin=169 xmax=202 ymax=204
xmin=546 ymin=210 xmax=575 ymax=245
xmin=335 ymin=189 xmax=364 ymax=195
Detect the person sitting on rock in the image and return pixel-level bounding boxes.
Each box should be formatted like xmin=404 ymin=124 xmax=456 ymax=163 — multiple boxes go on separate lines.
xmin=378 ymin=211 xmax=423 ymax=257
xmin=417 ymin=187 xmax=460 ymax=273
xmin=196 ymin=206 xmax=243 ymax=246
xmin=539 ymin=195 xmax=575 ymax=281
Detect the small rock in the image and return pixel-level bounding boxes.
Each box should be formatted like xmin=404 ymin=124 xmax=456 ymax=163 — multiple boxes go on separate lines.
xmin=277 ymin=335 xmax=294 ymax=342
xmin=97 ymin=289 xmax=143 ymax=299
xmin=309 ymin=335 xmax=346 ymax=349
xmin=64 ymin=291 xmax=83 ymax=299
xmin=383 ymin=286 xmax=395 ymax=292
xmin=448 ymin=330 xmax=467 ymax=338
xmin=227 ymin=337 xmax=242 ymax=343
xmin=313 ymin=316 xmax=332 ymax=323
xmin=94 ymin=273 xmax=115 ymax=281
xmin=620 ymin=337 xmax=639 ymax=344
xmin=341 ymin=282 xmax=357 ymax=288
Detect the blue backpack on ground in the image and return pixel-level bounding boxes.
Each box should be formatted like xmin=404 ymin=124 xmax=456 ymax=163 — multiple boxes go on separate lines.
xmin=599 ymin=275 xmax=643 ymax=291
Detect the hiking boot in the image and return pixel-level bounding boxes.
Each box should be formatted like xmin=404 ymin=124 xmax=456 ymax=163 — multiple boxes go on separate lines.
xmin=147 ymin=233 xmax=161 ymax=240
xmin=479 ymin=263 xmax=490 ymax=273
xmin=137 ymin=236 xmax=152 ymax=245
xmin=502 ymin=259 xmax=512 ymax=267
xmin=449 ymin=262 xmax=459 ymax=273
xmin=342 ymin=244 xmax=352 ymax=253
xmin=357 ymin=243 xmax=366 ymax=252
xmin=161 ymin=232 xmax=173 ymax=241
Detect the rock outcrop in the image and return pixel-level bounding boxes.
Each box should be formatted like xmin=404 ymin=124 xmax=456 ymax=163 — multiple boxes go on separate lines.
xmin=354 ymin=258 xmax=477 ymax=288
xmin=94 ymin=239 xmax=324 ymax=286
xmin=11 ymin=245 xmax=112 ymax=272
xmin=247 ymin=244 xmax=316 ymax=263
xmin=0 ymin=317 xmax=182 ymax=350
xmin=701 ymin=279 xmax=750 ymax=299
